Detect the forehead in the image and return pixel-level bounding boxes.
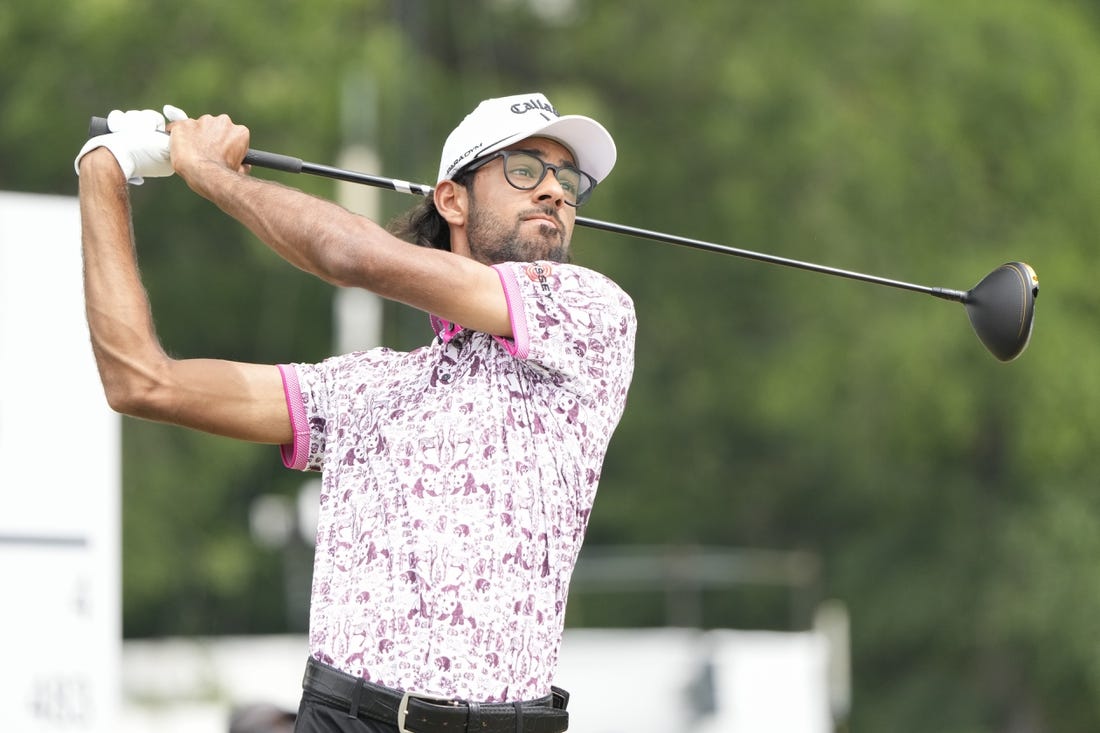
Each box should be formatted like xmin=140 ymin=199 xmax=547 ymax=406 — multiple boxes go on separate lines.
xmin=505 ymin=136 xmax=576 ymax=166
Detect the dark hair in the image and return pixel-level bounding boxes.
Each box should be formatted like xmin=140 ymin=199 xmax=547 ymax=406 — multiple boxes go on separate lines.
xmin=387 ymin=168 xmax=476 ymax=252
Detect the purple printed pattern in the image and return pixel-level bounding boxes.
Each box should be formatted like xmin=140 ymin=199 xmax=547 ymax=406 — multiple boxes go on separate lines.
xmin=285 ymin=262 xmax=635 ymax=702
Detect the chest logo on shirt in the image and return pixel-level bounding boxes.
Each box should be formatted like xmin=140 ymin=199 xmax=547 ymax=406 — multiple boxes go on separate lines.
xmin=525 ymin=262 xmax=554 ymax=298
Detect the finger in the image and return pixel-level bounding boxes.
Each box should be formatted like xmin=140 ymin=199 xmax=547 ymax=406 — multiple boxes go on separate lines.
xmin=106 ymin=110 xmax=126 ymax=132
xmin=107 ymin=109 xmax=166 ymax=133
xmin=138 ymin=109 xmax=167 ymax=131
xmin=163 ymin=104 xmax=189 ymax=122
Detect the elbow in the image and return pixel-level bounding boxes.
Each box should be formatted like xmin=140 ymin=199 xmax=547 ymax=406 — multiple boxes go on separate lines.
xmin=311 ymin=221 xmax=390 ymax=289
xmin=101 ymin=376 xmax=161 ymax=419
xmin=95 ymin=356 xmax=171 ymax=420
xmin=323 ymin=269 xmax=357 ymax=289
xmin=317 ymin=245 xmax=365 ymax=289
xmin=87 ymin=328 xmax=177 ymax=419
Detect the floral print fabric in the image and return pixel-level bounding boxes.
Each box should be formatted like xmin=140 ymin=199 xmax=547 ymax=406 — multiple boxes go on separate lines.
xmin=278 ymin=261 xmax=636 ymax=702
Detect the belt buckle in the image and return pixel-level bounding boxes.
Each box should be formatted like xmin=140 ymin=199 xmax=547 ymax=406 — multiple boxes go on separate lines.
xmin=397 ymin=690 xmax=459 ymax=733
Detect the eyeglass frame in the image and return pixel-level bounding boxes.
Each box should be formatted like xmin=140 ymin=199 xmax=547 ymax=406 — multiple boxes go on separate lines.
xmin=457 ymin=149 xmax=598 ymax=207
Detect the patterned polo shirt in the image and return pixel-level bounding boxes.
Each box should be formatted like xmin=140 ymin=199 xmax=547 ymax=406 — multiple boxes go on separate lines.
xmin=277 ymin=261 xmax=636 ymax=702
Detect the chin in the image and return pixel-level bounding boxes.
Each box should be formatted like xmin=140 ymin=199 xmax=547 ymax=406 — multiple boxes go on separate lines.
xmin=541 ymin=246 xmax=571 ymax=264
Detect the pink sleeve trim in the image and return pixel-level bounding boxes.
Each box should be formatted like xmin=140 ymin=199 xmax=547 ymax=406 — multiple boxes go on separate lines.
xmin=277 ymin=364 xmax=310 ymax=470
xmin=492 ymin=264 xmax=530 ymax=359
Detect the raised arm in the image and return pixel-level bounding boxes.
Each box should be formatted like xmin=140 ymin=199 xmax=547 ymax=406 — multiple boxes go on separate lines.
xmin=167 ymin=114 xmax=512 ymax=337
xmin=78 ymin=149 xmax=291 ymax=444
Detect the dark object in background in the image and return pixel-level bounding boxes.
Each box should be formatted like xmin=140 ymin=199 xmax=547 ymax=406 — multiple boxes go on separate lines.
xmin=229 ymin=702 xmax=297 ymax=733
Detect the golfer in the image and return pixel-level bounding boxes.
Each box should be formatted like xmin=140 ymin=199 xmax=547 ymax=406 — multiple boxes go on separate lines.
xmin=76 ymin=92 xmax=636 ymax=733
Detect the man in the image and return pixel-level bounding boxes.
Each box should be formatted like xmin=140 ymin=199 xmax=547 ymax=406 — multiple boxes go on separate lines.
xmin=76 ymin=92 xmax=636 ymax=733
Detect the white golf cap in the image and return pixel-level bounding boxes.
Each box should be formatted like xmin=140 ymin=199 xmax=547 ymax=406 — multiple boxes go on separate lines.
xmin=437 ymin=92 xmax=616 ymax=185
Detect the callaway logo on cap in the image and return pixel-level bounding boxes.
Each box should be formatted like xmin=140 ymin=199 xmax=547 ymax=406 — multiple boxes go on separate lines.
xmin=437 ymin=92 xmax=617 ymax=185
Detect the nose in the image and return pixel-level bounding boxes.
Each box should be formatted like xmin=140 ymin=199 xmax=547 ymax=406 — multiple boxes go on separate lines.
xmin=533 ymin=170 xmax=566 ymax=207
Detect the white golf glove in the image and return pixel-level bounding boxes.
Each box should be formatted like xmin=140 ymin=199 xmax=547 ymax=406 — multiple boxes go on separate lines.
xmin=74 ymin=104 xmax=189 ymax=185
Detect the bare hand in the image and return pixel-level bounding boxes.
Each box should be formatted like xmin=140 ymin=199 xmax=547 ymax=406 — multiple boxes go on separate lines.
xmin=168 ymin=113 xmax=253 ymax=190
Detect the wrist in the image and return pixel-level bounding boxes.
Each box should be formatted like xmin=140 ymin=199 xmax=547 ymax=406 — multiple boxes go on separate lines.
xmin=181 ymin=158 xmax=247 ymax=201
xmin=79 ymin=148 xmax=127 ymax=183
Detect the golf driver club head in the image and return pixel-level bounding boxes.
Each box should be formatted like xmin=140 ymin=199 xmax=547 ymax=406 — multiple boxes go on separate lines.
xmin=964 ymin=262 xmax=1038 ymax=362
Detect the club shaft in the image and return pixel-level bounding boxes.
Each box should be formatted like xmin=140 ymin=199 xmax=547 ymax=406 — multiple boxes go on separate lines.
xmin=299 ymin=161 xmax=435 ymax=197
xmin=575 ymin=216 xmax=967 ymax=302
xmin=289 ymin=156 xmax=968 ymax=303
xmin=292 ymin=156 xmax=968 ymax=303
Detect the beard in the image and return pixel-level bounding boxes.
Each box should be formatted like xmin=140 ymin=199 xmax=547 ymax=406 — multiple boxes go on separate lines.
xmin=465 ymin=198 xmax=571 ymax=265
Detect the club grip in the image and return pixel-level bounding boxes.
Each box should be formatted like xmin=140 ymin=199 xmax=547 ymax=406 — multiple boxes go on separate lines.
xmin=89 ymin=116 xmax=110 ymax=137
xmin=86 ymin=116 xmax=304 ymax=174
xmin=241 ymin=148 xmax=303 ymax=174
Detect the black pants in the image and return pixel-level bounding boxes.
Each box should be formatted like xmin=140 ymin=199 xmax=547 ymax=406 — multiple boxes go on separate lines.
xmin=292 ymin=657 xmax=569 ymax=733
xmin=294 ymin=689 xmax=396 ymax=733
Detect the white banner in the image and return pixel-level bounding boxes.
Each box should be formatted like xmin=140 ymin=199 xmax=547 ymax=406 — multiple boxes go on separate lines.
xmin=0 ymin=192 xmax=121 ymax=732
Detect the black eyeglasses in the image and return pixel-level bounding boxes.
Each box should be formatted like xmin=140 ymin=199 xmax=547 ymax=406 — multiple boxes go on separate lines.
xmin=462 ymin=150 xmax=598 ymax=207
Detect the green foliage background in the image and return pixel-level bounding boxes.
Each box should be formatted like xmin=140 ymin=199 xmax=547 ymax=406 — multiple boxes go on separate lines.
xmin=3 ymin=0 xmax=1099 ymax=729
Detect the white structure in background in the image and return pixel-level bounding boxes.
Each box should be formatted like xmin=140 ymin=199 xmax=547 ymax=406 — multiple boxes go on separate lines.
xmin=0 ymin=192 xmax=122 ymax=732
xmin=334 ymin=76 xmax=384 ymax=356
xmin=117 ymin=627 xmax=845 ymax=733
xmin=333 ymin=139 xmax=384 ymax=355
xmin=560 ymin=628 xmax=834 ymax=733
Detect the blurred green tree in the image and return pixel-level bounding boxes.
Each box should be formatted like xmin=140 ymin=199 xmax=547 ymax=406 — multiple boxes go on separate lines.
xmin=3 ymin=0 xmax=1100 ymax=730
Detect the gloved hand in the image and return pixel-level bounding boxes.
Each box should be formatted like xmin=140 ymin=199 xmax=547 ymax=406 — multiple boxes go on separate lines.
xmin=74 ymin=105 xmax=189 ymax=185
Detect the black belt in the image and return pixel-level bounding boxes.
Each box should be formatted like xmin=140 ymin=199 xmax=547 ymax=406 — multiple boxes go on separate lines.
xmin=301 ymin=657 xmax=570 ymax=733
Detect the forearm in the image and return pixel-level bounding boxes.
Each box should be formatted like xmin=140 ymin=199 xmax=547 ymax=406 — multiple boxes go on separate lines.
xmin=186 ymin=166 xmax=510 ymax=334
xmin=79 ymin=152 xmax=170 ymax=410
xmin=165 ymin=111 xmax=511 ymax=335
xmin=185 ymin=161 xmax=391 ymax=287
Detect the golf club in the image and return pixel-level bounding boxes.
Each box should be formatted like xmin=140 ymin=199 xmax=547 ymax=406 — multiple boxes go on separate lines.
xmin=88 ymin=116 xmax=1039 ymax=361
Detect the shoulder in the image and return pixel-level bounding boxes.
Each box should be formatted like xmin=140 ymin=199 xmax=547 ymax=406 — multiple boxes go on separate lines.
xmin=494 ymin=261 xmax=633 ymax=308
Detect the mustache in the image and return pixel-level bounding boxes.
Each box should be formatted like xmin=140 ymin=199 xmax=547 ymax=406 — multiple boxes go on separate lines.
xmin=519 ymin=206 xmax=565 ymax=231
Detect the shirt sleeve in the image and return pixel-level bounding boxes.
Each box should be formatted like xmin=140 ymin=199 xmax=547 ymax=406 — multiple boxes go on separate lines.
xmin=492 ymin=261 xmax=637 ymax=402
xmin=277 ymin=362 xmax=328 ymax=472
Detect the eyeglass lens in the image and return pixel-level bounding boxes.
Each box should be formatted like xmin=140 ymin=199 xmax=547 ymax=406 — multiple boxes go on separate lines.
xmin=501 ymin=152 xmax=591 ymax=205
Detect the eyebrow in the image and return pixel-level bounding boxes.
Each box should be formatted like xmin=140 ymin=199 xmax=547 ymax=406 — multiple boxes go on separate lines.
xmin=510 ymin=147 xmax=577 ymax=168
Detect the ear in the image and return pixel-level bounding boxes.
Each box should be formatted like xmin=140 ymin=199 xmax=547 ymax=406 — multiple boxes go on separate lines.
xmin=434 ymin=179 xmax=467 ymax=227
